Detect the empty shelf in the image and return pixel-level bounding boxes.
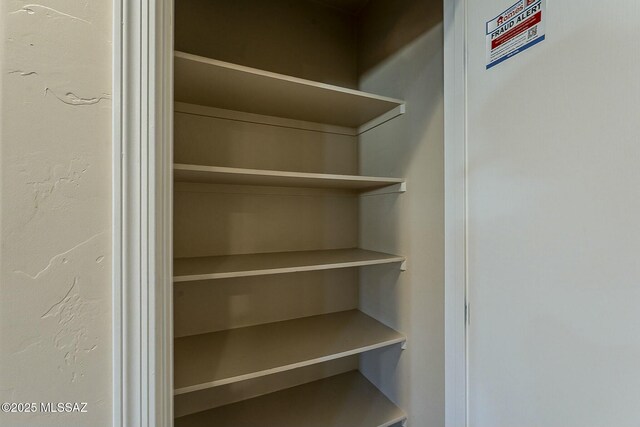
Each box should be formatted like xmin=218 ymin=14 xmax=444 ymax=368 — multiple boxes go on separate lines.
xmin=174 ymin=310 xmax=405 ymax=395
xmin=174 ymin=51 xmax=405 ymax=128
xmin=174 ymin=248 xmax=405 ymax=282
xmin=174 ymin=371 xmax=407 ymax=427
xmin=174 ymin=164 xmax=404 ymax=191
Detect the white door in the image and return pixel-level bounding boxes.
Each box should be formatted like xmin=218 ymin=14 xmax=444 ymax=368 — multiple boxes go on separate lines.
xmin=465 ymin=0 xmax=640 ymax=426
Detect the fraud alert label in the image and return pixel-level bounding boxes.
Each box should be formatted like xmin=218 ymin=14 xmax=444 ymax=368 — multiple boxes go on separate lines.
xmin=486 ymin=0 xmax=546 ymax=69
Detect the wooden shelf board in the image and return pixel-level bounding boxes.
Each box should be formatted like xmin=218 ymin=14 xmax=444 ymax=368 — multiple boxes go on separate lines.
xmin=174 ymin=310 xmax=405 ymax=395
xmin=174 ymin=51 xmax=405 ymax=128
xmin=175 ymin=371 xmax=407 ymax=427
xmin=174 ymin=248 xmax=405 ymax=282
xmin=174 ymin=164 xmax=404 ymax=191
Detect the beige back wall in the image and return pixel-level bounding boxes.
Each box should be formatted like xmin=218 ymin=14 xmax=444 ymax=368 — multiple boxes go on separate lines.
xmin=172 ymin=1 xmax=367 ymax=418
xmin=175 ymin=0 xmax=359 ymax=88
xmin=0 ymin=1 xmax=112 ymax=426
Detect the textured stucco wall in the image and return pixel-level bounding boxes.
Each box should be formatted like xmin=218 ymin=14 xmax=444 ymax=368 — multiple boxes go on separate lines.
xmin=0 ymin=1 xmax=112 ymax=426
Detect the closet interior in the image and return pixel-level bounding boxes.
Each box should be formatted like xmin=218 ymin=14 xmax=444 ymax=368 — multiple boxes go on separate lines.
xmin=172 ymin=1 xmax=444 ymax=425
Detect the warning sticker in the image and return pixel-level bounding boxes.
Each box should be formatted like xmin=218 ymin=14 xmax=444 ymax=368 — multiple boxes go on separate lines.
xmin=486 ymin=0 xmax=546 ymax=69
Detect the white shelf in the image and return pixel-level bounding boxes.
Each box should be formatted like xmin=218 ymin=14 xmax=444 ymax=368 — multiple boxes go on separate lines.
xmin=174 ymin=248 xmax=405 ymax=282
xmin=174 ymin=164 xmax=405 ymax=192
xmin=174 ymin=310 xmax=405 ymax=395
xmin=174 ymin=371 xmax=407 ymax=427
xmin=174 ymin=51 xmax=405 ymax=128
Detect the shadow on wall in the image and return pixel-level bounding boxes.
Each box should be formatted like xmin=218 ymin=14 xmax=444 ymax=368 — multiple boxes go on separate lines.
xmin=357 ymin=0 xmax=443 ymax=77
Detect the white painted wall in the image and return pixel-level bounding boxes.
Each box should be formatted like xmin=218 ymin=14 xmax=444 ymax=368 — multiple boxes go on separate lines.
xmin=466 ymin=1 xmax=640 ymax=426
xmin=358 ymin=1 xmax=444 ymax=425
xmin=0 ymin=1 xmax=112 ymax=426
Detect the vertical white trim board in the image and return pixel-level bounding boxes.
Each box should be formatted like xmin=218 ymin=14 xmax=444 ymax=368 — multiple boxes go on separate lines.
xmin=113 ymin=1 xmax=174 ymax=426
xmin=444 ymin=0 xmax=468 ymax=426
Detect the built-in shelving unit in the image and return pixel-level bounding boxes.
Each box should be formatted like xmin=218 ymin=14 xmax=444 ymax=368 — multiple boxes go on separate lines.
xmin=174 ymin=248 xmax=405 ymax=282
xmin=173 ymin=5 xmax=410 ymax=422
xmin=174 ymin=164 xmax=405 ymax=191
xmin=174 ymin=51 xmax=405 ymax=128
xmin=174 ymin=371 xmax=407 ymax=427
xmin=174 ymin=310 xmax=405 ymax=395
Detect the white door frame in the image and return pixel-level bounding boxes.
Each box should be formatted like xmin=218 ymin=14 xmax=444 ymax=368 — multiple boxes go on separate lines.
xmin=444 ymin=0 xmax=468 ymax=426
xmin=112 ymin=0 xmax=174 ymax=426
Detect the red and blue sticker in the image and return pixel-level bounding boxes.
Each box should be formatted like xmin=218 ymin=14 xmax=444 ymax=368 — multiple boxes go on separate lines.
xmin=486 ymin=0 xmax=546 ymax=69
